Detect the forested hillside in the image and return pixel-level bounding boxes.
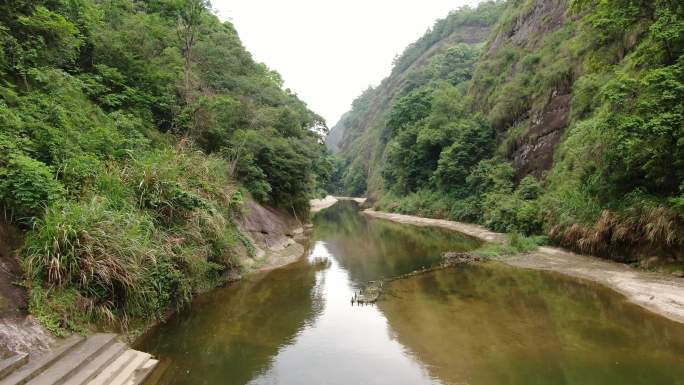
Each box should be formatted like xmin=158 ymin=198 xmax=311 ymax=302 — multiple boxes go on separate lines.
xmin=326 ymin=1 xmax=504 ymax=194
xmin=328 ymin=0 xmax=684 ymax=261
xmin=0 ymin=0 xmax=330 ymax=333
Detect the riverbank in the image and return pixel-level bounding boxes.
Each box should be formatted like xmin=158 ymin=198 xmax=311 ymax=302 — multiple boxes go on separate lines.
xmin=310 ymin=196 xmax=367 ymax=213
xmin=0 ymin=199 xmax=310 ymax=358
xmin=363 ymin=209 xmax=684 ymax=324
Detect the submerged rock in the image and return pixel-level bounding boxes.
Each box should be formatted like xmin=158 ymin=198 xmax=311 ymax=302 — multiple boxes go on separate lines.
xmin=352 ymin=282 xmax=383 ymax=305
xmin=350 ymin=253 xmax=485 ymax=306
xmin=441 ymin=252 xmax=484 ymax=265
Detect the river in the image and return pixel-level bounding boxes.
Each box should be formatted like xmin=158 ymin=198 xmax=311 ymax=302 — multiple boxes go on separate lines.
xmin=138 ymin=201 xmax=684 ymax=385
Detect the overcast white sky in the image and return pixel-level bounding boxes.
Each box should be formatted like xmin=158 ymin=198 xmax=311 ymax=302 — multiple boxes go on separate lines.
xmin=211 ymin=0 xmax=483 ymax=127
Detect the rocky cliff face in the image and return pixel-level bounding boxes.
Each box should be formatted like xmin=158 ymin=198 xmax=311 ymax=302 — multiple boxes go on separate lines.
xmin=326 ymin=2 xmax=504 ymax=194
xmin=239 ymin=200 xmax=302 ymax=251
xmin=329 ymin=0 xmax=579 ymax=187
xmin=329 ymin=0 xmax=684 ymax=261
xmin=487 ymin=0 xmax=568 ymax=53
xmin=481 ymin=0 xmax=571 ymax=179
xmin=511 ymin=92 xmax=571 ymax=179
xmin=238 ymin=200 xmax=307 ymax=271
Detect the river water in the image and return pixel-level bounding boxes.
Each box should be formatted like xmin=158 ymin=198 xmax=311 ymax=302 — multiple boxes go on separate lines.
xmin=139 ymin=201 xmax=684 ymax=385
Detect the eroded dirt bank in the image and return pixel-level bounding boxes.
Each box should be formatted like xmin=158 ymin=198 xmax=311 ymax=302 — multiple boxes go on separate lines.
xmin=364 ymin=209 xmax=684 ymax=324
xmin=0 ymin=219 xmax=54 ymax=356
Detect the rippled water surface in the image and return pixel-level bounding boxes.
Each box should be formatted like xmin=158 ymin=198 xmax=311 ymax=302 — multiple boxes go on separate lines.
xmin=139 ymin=201 xmax=684 ymax=385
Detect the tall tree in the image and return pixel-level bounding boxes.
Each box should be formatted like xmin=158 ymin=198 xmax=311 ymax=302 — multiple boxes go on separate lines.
xmin=177 ymin=0 xmax=208 ymax=106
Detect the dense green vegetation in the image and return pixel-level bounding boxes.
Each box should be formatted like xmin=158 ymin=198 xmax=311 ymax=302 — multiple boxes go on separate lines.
xmin=326 ymin=1 xmax=504 ymax=195
xmin=329 ymin=0 xmax=684 ymax=261
xmin=0 ymin=0 xmax=330 ymax=333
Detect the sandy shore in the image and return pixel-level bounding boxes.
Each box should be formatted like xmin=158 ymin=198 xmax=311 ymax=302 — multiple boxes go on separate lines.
xmin=310 ymin=195 xmax=367 ymax=213
xmin=364 ymin=209 xmax=684 ymax=324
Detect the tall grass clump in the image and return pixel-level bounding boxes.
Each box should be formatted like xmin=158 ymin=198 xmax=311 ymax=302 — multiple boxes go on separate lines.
xmin=23 ymin=197 xmax=158 ymax=328
xmin=550 ymin=206 xmax=684 ymax=261
xmin=21 ymin=146 xmax=252 ymax=333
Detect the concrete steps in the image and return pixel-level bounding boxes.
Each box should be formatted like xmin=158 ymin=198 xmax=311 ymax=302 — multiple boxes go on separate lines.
xmin=0 ymin=334 xmax=157 ymax=385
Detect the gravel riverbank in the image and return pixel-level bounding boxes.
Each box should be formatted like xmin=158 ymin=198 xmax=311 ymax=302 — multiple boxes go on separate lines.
xmin=364 ymin=209 xmax=684 ymax=324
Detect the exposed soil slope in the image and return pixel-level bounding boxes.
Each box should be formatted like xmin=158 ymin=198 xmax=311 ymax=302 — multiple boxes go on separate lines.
xmin=0 ymin=219 xmax=53 ymax=356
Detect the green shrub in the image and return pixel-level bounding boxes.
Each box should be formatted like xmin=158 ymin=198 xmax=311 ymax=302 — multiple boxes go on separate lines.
xmin=22 ymin=193 xmax=236 ymax=330
xmin=475 ymin=174 xmax=545 ymax=235
xmin=516 ymin=176 xmax=543 ymax=200
xmin=0 ymin=152 xmax=64 ymax=221
xmin=515 ymin=201 xmax=544 ymax=235
xmin=29 ymin=285 xmax=88 ymax=337
xmin=475 ymin=232 xmax=542 ymax=258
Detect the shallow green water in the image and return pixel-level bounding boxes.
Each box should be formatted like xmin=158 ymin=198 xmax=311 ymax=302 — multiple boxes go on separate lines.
xmin=138 ymin=201 xmax=684 ymax=385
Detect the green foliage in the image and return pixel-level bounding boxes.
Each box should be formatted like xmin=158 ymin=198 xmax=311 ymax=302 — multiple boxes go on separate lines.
xmin=382 ymin=83 xmax=495 ymax=194
xmin=29 ymin=285 xmax=88 ymax=337
xmin=599 ymin=62 xmax=684 ymax=196
xmin=433 ymin=116 xmax=494 ymax=188
xmin=475 ymin=232 xmax=545 ymax=258
xmin=341 ymin=159 xmax=368 ymax=197
xmin=0 ymin=0 xmax=328 ymax=333
xmin=23 ymin=198 xmax=157 ymax=322
xmin=232 ymin=129 xmax=322 ymax=214
xmin=327 ymin=1 xmax=505 ymax=196
xmin=383 ymin=87 xmax=433 ymax=141
xmin=481 ymin=179 xmax=544 ymax=236
xmin=0 ymin=151 xmax=64 ymax=221
xmin=335 ymin=0 xmax=684 ymax=260
xmin=430 ymin=43 xmax=481 ymax=85
xmin=22 ymin=148 xmax=245 ymax=330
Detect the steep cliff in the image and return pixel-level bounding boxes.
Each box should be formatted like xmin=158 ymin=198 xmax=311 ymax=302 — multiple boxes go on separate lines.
xmin=326 ymin=1 xmax=504 ymax=194
xmin=329 ymin=0 xmax=684 ymax=261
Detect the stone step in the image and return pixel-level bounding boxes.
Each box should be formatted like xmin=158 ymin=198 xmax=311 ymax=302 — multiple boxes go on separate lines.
xmin=26 ymin=334 xmax=118 ymax=385
xmin=134 ymin=358 xmax=167 ymax=385
xmin=106 ymin=352 xmax=150 ymax=385
xmin=0 ymin=354 xmax=29 ymax=380
xmin=86 ymin=350 xmax=137 ymax=385
xmin=61 ymin=342 xmax=127 ymax=385
xmin=121 ymin=358 xmax=157 ymax=385
xmin=0 ymin=335 xmax=85 ymax=385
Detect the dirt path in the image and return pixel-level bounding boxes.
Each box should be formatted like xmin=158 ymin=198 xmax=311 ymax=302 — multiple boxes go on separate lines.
xmin=364 ymin=209 xmax=684 ymax=324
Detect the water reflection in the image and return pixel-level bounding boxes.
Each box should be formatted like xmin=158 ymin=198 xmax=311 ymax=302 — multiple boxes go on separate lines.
xmin=139 ymin=201 xmax=684 ymax=385
xmin=248 ymin=243 xmax=439 ymax=384
xmin=380 ymin=263 xmax=684 ymax=385
xmin=312 ymin=201 xmax=481 ymax=283
xmin=137 ymin=259 xmax=324 ymax=385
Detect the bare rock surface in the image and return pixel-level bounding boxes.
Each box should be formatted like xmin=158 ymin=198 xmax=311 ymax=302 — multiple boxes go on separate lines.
xmin=239 ymin=200 xmax=311 ymax=272
xmin=511 ymin=93 xmax=571 ymax=179
xmin=239 ymin=200 xmax=301 ymax=249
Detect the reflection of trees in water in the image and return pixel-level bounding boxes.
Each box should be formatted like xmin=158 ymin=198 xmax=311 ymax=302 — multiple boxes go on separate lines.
xmin=379 ymin=263 xmax=684 ymax=385
xmin=313 ymin=201 xmax=481 ymax=283
xmin=137 ymin=260 xmax=323 ymax=385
